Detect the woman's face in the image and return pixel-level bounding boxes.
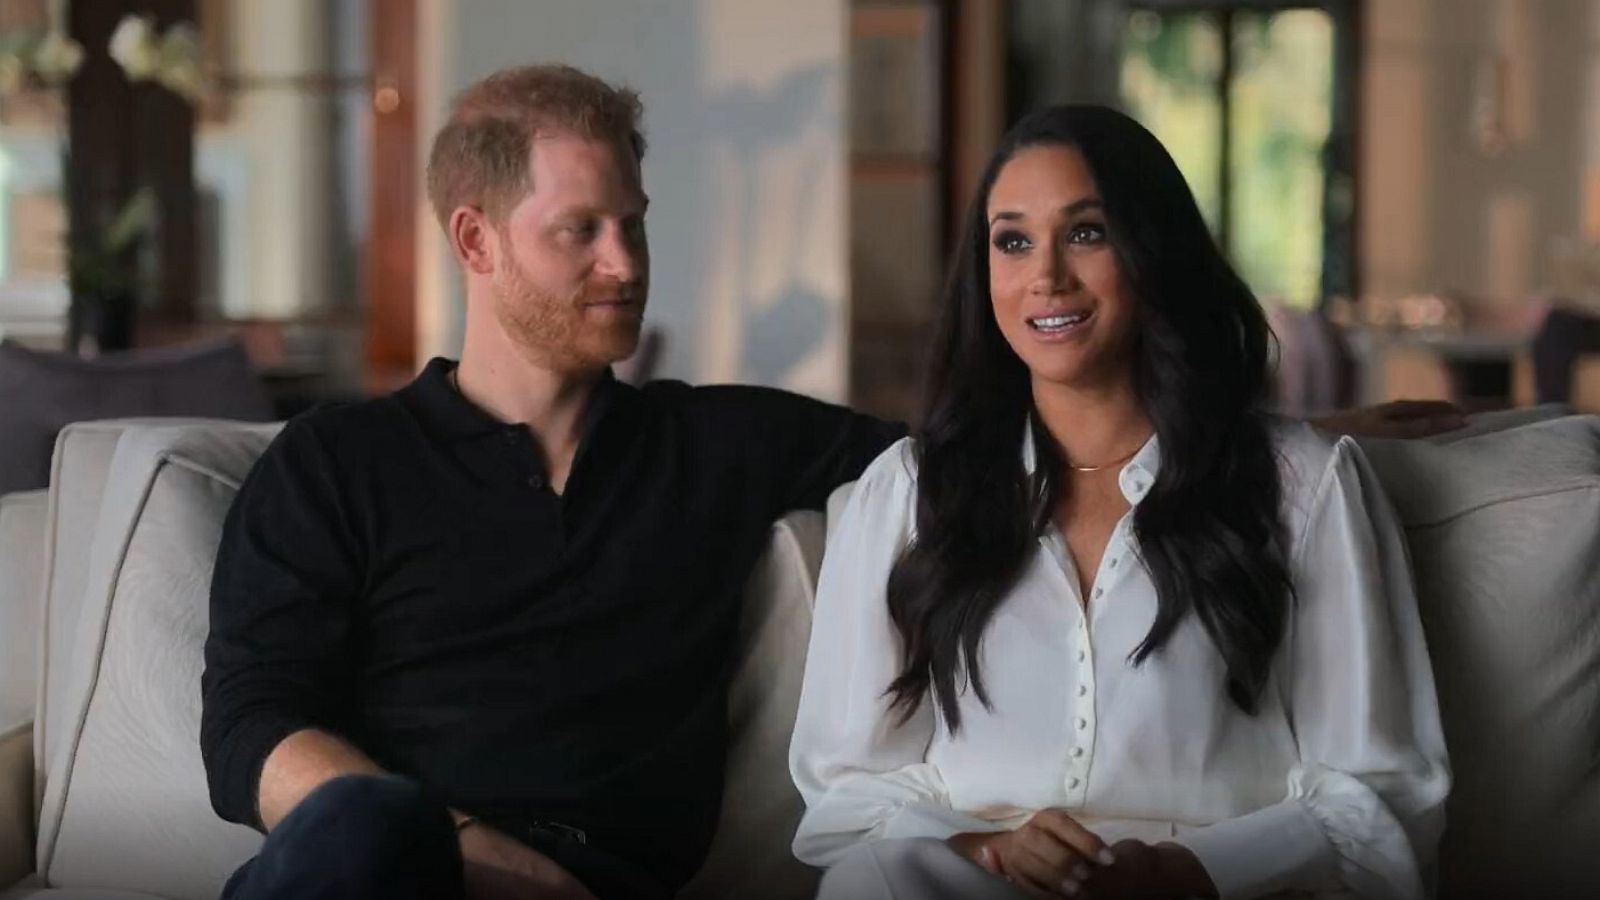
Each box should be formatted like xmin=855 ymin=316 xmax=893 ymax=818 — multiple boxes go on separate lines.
xmin=986 ymin=144 xmax=1139 ymax=391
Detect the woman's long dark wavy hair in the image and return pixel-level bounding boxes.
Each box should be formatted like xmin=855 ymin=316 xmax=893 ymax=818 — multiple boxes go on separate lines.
xmin=886 ymin=104 xmax=1293 ymax=730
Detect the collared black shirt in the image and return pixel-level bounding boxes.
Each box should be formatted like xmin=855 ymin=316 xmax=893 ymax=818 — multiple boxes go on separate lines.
xmin=201 ymin=358 xmax=903 ymax=887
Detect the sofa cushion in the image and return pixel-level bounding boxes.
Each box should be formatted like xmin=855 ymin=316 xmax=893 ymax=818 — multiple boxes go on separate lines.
xmin=0 ymin=887 xmax=169 ymax=900
xmin=34 ymin=420 xmax=249 ymax=812
xmin=0 ymin=875 xmax=169 ymax=900
xmin=36 ymin=424 xmax=277 ymax=898
xmin=681 ymin=511 xmax=825 ymax=900
xmin=1359 ymin=414 xmax=1600 ymax=898
xmin=0 ymin=340 xmax=272 ymax=498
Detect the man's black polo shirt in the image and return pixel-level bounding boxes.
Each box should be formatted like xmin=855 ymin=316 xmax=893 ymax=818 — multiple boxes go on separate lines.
xmin=200 ymin=358 xmax=903 ymax=887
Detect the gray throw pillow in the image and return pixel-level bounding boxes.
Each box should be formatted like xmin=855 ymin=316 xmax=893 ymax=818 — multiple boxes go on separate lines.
xmin=0 ymin=338 xmax=274 ymax=495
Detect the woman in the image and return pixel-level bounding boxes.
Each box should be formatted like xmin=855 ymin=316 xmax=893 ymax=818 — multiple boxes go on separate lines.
xmin=789 ymin=105 xmax=1449 ymax=900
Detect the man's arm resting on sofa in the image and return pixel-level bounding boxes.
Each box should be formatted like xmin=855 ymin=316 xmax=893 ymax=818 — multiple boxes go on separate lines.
xmin=1309 ymin=400 xmax=1466 ymax=439
xmin=260 ymin=728 xmax=596 ymax=899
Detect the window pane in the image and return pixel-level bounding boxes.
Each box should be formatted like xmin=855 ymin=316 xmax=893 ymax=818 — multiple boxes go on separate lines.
xmin=1228 ymin=9 xmax=1333 ymax=309
xmin=1121 ymin=10 xmax=1224 ymax=232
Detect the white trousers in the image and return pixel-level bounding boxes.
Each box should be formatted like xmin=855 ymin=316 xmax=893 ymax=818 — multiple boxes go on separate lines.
xmin=813 ymin=838 xmax=1031 ymax=900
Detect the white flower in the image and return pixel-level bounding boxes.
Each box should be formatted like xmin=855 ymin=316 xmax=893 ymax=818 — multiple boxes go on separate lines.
xmin=108 ymin=14 xmax=160 ymax=81
xmin=155 ymin=22 xmax=205 ymax=100
xmin=31 ymin=31 xmax=84 ymax=84
xmin=157 ymin=61 xmax=205 ymax=101
xmin=159 ymin=22 xmax=201 ymax=64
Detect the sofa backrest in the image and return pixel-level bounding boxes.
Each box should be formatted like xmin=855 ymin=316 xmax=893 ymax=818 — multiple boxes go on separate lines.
xmin=1359 ymin=414 xmax=1600 ymax=898
xmin=29 ymin=419 xmax=827 ymax=900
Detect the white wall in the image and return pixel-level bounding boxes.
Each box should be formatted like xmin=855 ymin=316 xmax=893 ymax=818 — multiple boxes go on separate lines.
xmin=0 ymin=133 xmax=68 ymax=346
xmin=198 ymin=0 xmax=337 ymax=319
xmin=1362 ymin=0 xmax=1599 ymax=306
xmin=198 ymin=0 xmax=365 ymax=322
xmin=415 ymin=0 xmax=849 ymax=399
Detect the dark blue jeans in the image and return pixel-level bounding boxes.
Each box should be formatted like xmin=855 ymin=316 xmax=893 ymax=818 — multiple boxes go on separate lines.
xmin=219 ymin=774 xmax=672 ymax=900
xmin=220 ymin=775 xmax=462 ymax=900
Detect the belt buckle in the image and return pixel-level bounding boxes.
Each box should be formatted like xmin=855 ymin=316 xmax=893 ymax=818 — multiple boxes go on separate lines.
xmin=531 ymin=819 xmax=588 ymax=845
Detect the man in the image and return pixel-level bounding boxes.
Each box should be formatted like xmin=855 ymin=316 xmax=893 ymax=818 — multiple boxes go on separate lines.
xmin=201 ymin=65 xmax=900 ymax=900
xmin=202 ymin=63 xmax=1460 ymax=900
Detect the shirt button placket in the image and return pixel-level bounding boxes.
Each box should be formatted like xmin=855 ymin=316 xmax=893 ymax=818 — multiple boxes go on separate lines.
xmin=501 ymin=428 xmax=547 ymax=492
xmin=1067 ymin=613 xmax=1096 ymax=802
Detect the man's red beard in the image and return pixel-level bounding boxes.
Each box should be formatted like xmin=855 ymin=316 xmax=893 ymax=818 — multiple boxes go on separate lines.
xmin=491 ymin=258 xmax=644 ymax=371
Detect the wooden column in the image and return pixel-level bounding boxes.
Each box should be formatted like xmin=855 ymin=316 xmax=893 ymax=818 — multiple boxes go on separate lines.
xmin=365 ymin=0 xmax=418 ymax=387
xmin=946 ymin=0 xmax=1006 ymax=249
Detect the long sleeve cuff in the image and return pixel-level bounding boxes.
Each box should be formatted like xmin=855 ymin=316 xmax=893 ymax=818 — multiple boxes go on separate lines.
xmin=879 ymin=802 xmax=1006 ymax=843
xmin=202 ymin=711 xmax=316 ymax=829
xmin=793 ymin=799 xmax=1003 ymax=869
xmin=1174 ymin=798 xmax=1339 ymax=900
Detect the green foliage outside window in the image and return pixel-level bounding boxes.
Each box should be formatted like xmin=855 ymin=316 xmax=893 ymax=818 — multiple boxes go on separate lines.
xmin=1122 ymin=8 xmax=1333 ymax=309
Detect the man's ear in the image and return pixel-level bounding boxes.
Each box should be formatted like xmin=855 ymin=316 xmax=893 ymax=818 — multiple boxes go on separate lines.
xmin=447 ymin=206 xmax=497 ymax=276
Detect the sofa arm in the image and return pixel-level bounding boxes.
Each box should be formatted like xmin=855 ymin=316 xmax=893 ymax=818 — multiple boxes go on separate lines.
xmin=0 ymin=489 xmax=47 ymax=717
xmin=0 ymin=715 xmax=32 ymax=888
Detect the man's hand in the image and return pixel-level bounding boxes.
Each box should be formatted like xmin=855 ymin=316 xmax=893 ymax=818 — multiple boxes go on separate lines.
xmin=948 ymin=810 xmax=1116 ymax=898
xmin=458 ymin=822 xmax=598 ymax=900
xmin=1310 ymin=399 xmax=1466 ymax=439
xmin=1076 ymin=840 xmax=1217 ymax=900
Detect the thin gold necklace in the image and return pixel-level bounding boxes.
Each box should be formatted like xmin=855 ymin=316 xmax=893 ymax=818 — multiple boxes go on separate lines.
xmin=1067 ymin=445 xmax=1142 ymax=474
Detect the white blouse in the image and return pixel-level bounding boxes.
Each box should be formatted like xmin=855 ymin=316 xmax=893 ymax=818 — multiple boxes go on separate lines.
xmin=790 ymin=421 xmax=1450 ymax=900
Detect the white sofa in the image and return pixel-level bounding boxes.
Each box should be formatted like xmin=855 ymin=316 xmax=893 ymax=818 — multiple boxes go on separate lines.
xmin=0 ymin=412 xmax=1596 ymax=899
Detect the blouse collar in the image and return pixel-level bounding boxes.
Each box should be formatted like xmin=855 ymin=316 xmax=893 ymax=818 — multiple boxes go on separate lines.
xmin=1021 ymin=416 xmax=1162 ymax=506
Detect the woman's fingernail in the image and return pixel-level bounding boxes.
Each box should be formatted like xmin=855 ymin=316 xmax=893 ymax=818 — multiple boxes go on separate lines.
xmin=1059 ymin=877 xmax=1081 ymax=896
xmin=1097 ymin=848 xmax=1116 ymax=865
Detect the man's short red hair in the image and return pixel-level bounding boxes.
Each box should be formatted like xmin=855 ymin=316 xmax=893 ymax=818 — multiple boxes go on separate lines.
xmin=426 ymin=64 xmax=645 ymax=229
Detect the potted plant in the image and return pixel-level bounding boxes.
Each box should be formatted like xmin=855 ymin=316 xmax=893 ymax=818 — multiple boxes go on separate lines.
xmin=65 ymin=186 xmax=155 ymax=355
xmin=0 ymin=11 xmax=202 ymax=355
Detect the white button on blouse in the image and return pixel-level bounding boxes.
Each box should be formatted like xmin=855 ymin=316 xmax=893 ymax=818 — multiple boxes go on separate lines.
xmin=789 ymin=421 xmax=1450 ymax=900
